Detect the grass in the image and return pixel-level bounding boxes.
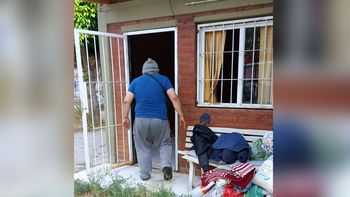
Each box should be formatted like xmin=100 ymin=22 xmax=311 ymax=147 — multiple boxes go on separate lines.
xmin=74 ymin=174 xmax=189 ymax=197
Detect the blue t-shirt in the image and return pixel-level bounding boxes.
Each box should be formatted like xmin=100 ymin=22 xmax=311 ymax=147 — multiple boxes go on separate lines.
xmin=128 ymin=73 xmax=173 ymax=120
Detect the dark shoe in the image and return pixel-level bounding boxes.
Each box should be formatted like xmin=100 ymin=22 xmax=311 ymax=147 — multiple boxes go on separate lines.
xmin=162 ymin=167 xmax=173 ymax=181
xmin=140 ymin=174 xmax=150 ymax=181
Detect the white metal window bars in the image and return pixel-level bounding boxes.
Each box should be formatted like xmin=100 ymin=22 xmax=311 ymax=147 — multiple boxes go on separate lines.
xmin=197 ymin=16 xmax=273 ymax=108
xmin=74 ymin=29 xmax=130 ymax=171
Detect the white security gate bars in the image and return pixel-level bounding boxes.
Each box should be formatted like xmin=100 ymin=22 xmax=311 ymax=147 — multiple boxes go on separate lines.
xmin=74 ymin=29 xmax=130 ymax=170
xmin=197 ymin=16 xmax=273 ymax=108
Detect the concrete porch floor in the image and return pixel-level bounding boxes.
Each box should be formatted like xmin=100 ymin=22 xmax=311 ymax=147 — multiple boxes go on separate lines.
xmin=74 ymin=164 xmax=200 ymax=196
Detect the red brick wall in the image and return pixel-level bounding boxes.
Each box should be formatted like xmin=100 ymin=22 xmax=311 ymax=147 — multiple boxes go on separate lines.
xmin=107 ymin=3 xmax=273 ymax=173
xmin=109 ymin=37 xmax=130 ymax=163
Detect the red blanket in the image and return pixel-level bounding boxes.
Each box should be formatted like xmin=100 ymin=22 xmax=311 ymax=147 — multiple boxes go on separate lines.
xmin=201 ymin=163 xmax=256 ymax=190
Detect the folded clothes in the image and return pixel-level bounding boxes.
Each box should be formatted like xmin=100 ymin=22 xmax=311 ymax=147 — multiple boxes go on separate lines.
xmin=211 ymin=132 xmax=250 ymax=152
xmin=201 ymin=163 xmax=256 ymax=191
xmin=201 ymin=169 xmax=236 ymax=188
xmin=232 ymin=182 xmax=252 ymax=193
xmin=210 ymin=148 xmax=250 ymax=164
xmin=230 ymin=163 xmax=256 ymax=190
xmin=210 ymin=132 xmax=251 ymax=164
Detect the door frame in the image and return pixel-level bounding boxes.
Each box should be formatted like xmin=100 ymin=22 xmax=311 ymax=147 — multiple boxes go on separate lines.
xmin=124 ymin=27 xmax=179 ymax=171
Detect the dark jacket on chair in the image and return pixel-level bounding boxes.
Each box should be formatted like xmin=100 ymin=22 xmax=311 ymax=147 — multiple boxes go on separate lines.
xmin=210 ymin=132 xmax=251 ymax=164
xmin=190 ymin=124 xmax=218 ymax=171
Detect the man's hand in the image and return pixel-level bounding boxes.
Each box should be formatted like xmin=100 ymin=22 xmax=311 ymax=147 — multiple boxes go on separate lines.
xmin=179 ymin=116 xmax=186 ymax=130
xmin=167 ymin=88 xmax=186 ymax=130
xmin=123 ymin=118 xmax=130 ymax=129
xmin=122 ymin=92 xmax=134 ymax=129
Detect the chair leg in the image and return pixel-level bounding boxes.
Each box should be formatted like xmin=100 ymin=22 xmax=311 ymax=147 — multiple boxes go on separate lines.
xmin=188 ymin=161 xmax=195 ymax=189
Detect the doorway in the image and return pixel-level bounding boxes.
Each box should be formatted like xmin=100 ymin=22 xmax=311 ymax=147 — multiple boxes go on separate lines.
xmin=126 ymin=28 xmax=177 ymax=170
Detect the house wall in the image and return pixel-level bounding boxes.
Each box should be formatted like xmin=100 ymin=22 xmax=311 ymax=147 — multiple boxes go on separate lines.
xmin=103 ymin=0 xmax=273 ymax=173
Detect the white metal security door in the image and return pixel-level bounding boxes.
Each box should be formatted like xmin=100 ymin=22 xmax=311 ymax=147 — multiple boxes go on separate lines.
xmin=74 ymin=29 xmax=131 ymax=171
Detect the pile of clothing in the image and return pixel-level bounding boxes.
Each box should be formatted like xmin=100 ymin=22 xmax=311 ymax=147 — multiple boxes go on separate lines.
xmin=190 ymin=124 xmax=218 ymax=172
xmin=210 ymin=132 xmax=251 ymax=164
xmin=190 ymin=125 xmax=251 ymax=171
xmin=190 ymin=130 xmax=273 ymax=197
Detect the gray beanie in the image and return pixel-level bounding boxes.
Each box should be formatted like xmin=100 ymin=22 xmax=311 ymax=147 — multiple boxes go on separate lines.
xmin=142 ymin=58 xmax=159 ymax=74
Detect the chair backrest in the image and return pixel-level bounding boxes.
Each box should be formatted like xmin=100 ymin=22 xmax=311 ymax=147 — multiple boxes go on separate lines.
xmin=185 ymin=126 xmax=272 ymax=149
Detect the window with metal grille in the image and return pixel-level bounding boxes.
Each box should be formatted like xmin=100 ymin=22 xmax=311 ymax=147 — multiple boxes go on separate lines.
xmin=197 ymin=16 xmax=273 ymax=108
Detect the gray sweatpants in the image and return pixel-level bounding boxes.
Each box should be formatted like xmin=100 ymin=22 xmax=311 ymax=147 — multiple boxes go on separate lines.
xmin=133 ymin=118 xmax=172 ymax=179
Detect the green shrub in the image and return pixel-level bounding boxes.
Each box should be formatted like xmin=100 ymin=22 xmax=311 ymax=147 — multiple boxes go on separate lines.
xmin=150 ymin=186 xmax=176 ymax=197
xmin=74 ymin=179 xmax=92 ymax=196
xmin=74 ymin=175 xmax=179 ymax=197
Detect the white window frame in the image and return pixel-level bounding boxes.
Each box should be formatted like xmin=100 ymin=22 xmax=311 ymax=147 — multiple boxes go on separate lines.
xmin=197 ymin=16 xmax=273 ymax=109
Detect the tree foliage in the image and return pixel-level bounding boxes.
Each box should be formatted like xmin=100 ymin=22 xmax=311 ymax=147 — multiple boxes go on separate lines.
xmin=74 ymin=0 xmax=98 ymax=44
